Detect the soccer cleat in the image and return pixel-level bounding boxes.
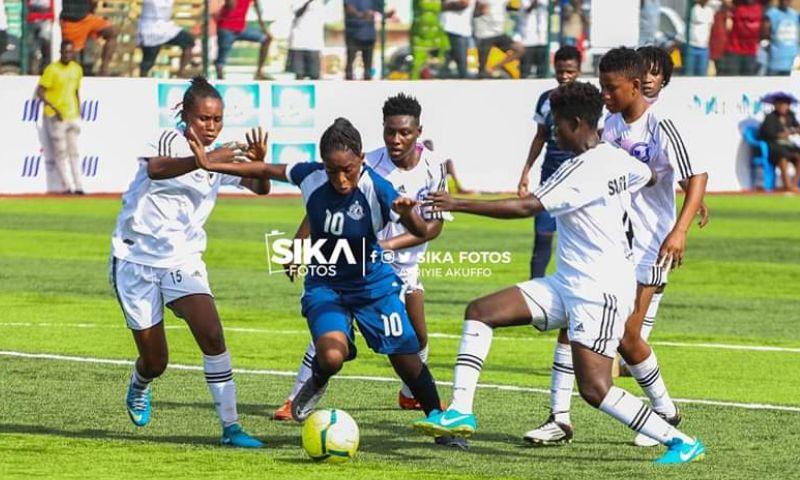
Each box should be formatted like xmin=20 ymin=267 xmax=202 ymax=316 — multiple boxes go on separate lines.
xmin=634 ymin=407 xmax=682 ymax=447
xmin=413 ymin=408 xmax=477 ymax=438
xmin=125 ymin=385 xmax=152 ymax=427
xmin=291 ymin=378 xmax=328 ymax=422
xmin=522 ymin=414 xmax=574 ymax=446
xmin=434 ymin=434 xmax=470 ymax=450
xmin=654 ymin=437 xmax=705 ymax=465
xmin=398 ymin=391 xmax=422 ymax=410
xmin=273 ymin=399 xmax=293 ymax=421
xmin=221 ymin=423 xmax=264 ymax=448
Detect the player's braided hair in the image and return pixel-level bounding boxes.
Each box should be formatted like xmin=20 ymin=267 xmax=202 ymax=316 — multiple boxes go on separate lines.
xmin=320 ymin=118 xmax=363 ymax=160
xmin=599 ymin=46 xmax=647 ymax=81
xmin=554 ymin=45 xmax=582 ymax=66
xmin=637 ymin=45 xmax=674 ymax=88
xmin=382 ymin=93 xmax=422 ymax=121
xmin=177 ymin=76 xmax=223 ymax=124
xmin=549 ymin=81 xmax=604 ymax=128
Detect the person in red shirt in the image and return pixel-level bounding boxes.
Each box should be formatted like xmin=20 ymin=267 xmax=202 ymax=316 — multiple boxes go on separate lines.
xmin=27 ymin=0 xmax=55 ymax=74
xmin=215 ymin=0 xmax=272 ymax=79
xmin=720 ymin=0 xmax=762 ymax=75
xmin=708 ymin=0 xmax=732 ymax=74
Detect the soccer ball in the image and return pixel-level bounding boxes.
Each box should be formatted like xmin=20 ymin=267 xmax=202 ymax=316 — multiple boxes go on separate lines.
xmin=301 ymin=409 xmax=360 ymax=463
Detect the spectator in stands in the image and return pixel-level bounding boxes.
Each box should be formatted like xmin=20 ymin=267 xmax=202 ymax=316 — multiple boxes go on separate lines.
xmin=474 ymin=0 xmax=523 ymax=78
xmin=0 ymin=0 xmax=7 ymax=59
xmin=138 ymin=0 xmax=196 ymax=78
xmin=561 ymin=0 xmax=586 ymax=49
xmin=215 ymin=0 xmax=272 ymax=80
xmin=37 ymin=40 xmax=84 ymax=195
xmin=515 ymin=0 xmax=549 ymax=78
xmin=639 ymin=0 xmax=660 ymax=46
xmin=60 ymin=0 xmax=118 ymax=76
xmin=720 ymin=0 xmax=762 ymax=76
xmin=763 ymin=0 xmax=799 ymax=76
xmin=709 ymin=0 xmax=733 ymax=74
xmin=287 ymin=0 xmax=326 ymax=80
xmin=26 ymin=1 xmax=54 ymax=74
xmin=344 ymin=0 xmax=390 ymax=80
xmin=760 ymin=93 xmax=800 ymax=193
xmin=441 ymin=0 xmax=476 ymax=79
xmin=687 ymin=0 xmax=714 ymax=76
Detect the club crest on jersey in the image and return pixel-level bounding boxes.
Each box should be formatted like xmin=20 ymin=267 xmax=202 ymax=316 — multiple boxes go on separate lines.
xmin=347 ymin=200 xmax=365 ymax=221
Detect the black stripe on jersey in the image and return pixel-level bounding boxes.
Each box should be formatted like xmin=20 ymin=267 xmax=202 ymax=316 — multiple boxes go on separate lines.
xmin=533 ymin=158 xmax=584 ymax=200
xmin=166 ymin=131 xmax=179 ymax=158
xmin=592 ymin=294 xmax=610 ymax=354
xmin=659 ymin=120 xmax=693 ymax=179
xmin=110 ymin=258 xmax=133 ymax=326
xmin=605 ymin=294 xmax=618 ymax=354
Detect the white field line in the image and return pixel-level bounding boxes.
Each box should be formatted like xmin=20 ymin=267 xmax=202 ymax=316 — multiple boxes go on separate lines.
xmin=2 ymin=322 xmax=800 ymax=354
xmin=2 ymin=350 xmax=799 ymax=414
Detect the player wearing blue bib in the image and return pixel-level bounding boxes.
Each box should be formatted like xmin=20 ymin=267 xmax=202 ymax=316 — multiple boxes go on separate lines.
xmin=516 ymin=46 xmax=582 ymax=280
xmin=188 ymin=119 xmax=447 ymax=428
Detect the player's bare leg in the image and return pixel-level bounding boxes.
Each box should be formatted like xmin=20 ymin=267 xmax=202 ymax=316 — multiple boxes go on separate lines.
xmin=292 ymin=332 xmax=349 ymax=421
xmin=126 ymin=322 xmax=168 ymax=426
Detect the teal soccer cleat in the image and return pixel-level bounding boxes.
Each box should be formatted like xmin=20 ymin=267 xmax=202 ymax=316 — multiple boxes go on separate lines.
xmin=125 ymin=385 xmax=152 ymax=427
xmin=654 ymin=438 xmax=706 ymax=465
xmin=413 ymin=409 xmax=477 ymax=438
xmin=221 ymin=423 xmax=264 ymax=448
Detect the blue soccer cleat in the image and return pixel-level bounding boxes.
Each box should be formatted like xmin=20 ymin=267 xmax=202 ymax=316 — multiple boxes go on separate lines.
xmin=654 ymin=437 xmax=706 ymax=465
xmin=125 ymin=385 xmax=152 ymax=427
xmin=221 ymin=423 xmax=264 ymax=448
xmin=413 ymin=408 xmax=477 ymax=438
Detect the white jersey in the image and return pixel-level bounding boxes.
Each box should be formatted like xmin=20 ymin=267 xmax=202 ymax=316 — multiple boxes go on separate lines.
xmin=602 ymin=101 xmax=704 ymax=266
xmin=533 ymin=142 xmax=653 ymax=292
xmin=366 ymin=145 xmax=452 ymax=270
xmin=111 ymin=129 xmax=242 ymax=268
xmin=138 ymin=0 xmax=183 ymax=47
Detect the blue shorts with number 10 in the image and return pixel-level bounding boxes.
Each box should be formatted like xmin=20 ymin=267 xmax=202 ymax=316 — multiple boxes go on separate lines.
xmin=301 ymin=278 xmax=420 ymax=356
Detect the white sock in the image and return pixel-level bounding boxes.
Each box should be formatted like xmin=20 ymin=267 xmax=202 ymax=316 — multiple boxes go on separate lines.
xmin=400 ymin=345 xmax=428 ymax=398
xmin=203 ymin=351 xmax=238 ymax=428
xmin=288 ymin=342 xmax=316 ymax=401
xmin=449 ymin=320 xmax=493 ymax=414
xmin=550 ymin=342 xmax=573 ymax=425
xmin=641 ymin=293 xmax=663 ymax=341
xmin=599 ymin=386 xmax=692 ymax=444
xmin=129 ymin=365 xmax=152 ymax=392
xmin=629 ymin=351 xmax=677 ymax=417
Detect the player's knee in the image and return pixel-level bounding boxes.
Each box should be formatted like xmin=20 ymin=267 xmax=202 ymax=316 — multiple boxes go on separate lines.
xmin=317 ymin=349 xmax=345 ymax=375
xmin=464 ymin=299 xmax=492 ymax=324
xmin=142 ymin=355 xmax=168 ymax=378
xmin=576 ymin=379 xmax=608 ymax=408
xmin=199 ymin=329 xmax=226 ymax=356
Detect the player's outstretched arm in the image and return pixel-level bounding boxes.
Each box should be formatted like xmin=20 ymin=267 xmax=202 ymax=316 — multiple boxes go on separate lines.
xmin=392 ymin=198 xmax=428 ymax=238
xmin=379 ymin=220 xmax=443 ymax=251
xmin=659 ymin=172 xmax=709 ymax=269
xmin=425 ymin=191 xmax=542 ymax=219
xmin=678 ymin=178 xmax=709 ymax=228
xmin=188 ymin=127 xmax=290 ymax=182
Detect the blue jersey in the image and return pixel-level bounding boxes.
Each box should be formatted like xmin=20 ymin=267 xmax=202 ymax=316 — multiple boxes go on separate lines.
xmin=765 ymin=7 xmax=800 ymax=72
xmin=534 ymin=88 xmax=573 ymax=182
xmin=288 ymin=162 xmax=400 ymax=295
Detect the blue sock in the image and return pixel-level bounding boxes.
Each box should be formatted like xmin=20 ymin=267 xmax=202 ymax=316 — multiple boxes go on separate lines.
xmin=401 ymin=364 xmax=441 ymax=415
xmin=530 ymin=233 xmax=553 ymax=278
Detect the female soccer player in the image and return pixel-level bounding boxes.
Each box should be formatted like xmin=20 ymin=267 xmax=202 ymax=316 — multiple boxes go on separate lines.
xmin=110 ymin=77 xmax=267 ymax=447
xmin=188 ymin=118 xmax=447 ymax=429
xmin=413 ymin=81 xmax=706 ymax=465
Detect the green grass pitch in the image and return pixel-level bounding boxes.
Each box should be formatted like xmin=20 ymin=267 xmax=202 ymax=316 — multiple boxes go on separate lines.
xmin=1 ymin=194 xmax=799 ymax=479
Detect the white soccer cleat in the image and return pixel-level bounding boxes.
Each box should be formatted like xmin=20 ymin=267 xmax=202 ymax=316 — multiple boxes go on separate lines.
xmin=522 ymin=415 xmax=574 ymax=446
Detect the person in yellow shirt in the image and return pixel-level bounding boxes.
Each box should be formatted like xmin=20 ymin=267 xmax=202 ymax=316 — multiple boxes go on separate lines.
xmin=37 ymin=40 xmax=85 ymax=194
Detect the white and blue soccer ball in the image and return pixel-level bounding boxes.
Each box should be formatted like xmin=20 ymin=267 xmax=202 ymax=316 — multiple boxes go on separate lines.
xmin=301 ymin=409 xmax=360 ymax=463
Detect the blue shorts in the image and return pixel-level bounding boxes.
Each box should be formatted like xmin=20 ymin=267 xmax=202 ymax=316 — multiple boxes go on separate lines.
xmin=216 ymin=26 xmax=267 ymax=67
xmin=301 ymin=284 xmax=420 ymax=355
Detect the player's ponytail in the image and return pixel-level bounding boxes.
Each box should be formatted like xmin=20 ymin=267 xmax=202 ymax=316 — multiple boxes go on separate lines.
xmin=320 ymin=117 xmax=363 ymax=161
xmin=176 ymin=76 xmax=224 ymax=124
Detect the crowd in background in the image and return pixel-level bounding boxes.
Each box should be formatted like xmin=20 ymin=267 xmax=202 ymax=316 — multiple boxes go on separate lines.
xmin=0 ymin=0 xmax=798 ymax=79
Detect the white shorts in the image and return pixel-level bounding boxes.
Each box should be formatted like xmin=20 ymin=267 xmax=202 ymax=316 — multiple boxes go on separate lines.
xmin=394 ymin=264 xmax=424 ymax=295
xmin=109 ymin=257 xmax=212 ymax=330
xmin=636 ymin=262 xmax=669 ymax=287
xmin=516 ymin=277 xmax=633 ymax=358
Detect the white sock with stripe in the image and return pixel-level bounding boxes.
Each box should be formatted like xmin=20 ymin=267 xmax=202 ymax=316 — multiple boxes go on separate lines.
xmin=449 ymin=320 xmax=493 ymax=414
xmin=128 ymin=364 xmax=152 ymax=392
xmin=629 ymin=351 xmax=677 ymax=417
xmin=640 ymin=292 xmax=663 ymax=342
xmin=400 ymin=345 xmax=429 ymax=398
xmin=288 ymin=341 xmax=316 ymax=401
xmin=599 ymin=386 xmax=692 ymax=444
xmin=203 ymin=351 xmax=238 ymax=427
xmin=550 ymin=342 xmax=573 ymax=425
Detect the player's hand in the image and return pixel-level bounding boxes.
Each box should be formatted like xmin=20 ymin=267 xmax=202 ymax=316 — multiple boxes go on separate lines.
xmin=244 ymin=127 xmax=268 ymax=163
xmin=423 ymin=191 xmax=457 ymax=213
xmin=187 ymin=127 xmax=211 ymax=170
xmin=517 ymin=176 xmax=530 ymax=198
xmin=392 ymin=197 xmax=417 ymax=216
xmin=697 ymin=201 xmax=710 ymax=228
xmin=658 ymin=229 xmax=686 ymax=270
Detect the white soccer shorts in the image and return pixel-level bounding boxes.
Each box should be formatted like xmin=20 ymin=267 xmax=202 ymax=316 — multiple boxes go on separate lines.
xmin=636 ymin=262 xmax=669 ymax=287
xmin=109 ymin=257 xmax=213 ymax=330
xmin=516 ymin=277 xmax=634 ymax=358
xmin=395 ymin=264 xmax=424 ymax=295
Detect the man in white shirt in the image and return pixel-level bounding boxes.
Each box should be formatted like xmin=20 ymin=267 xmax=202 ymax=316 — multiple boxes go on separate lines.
xmin=514 ymin=0 xmax=549 ymax=78
xmin=441 ymin=0 xmax=476 ymax=78
xmin=474 ymin=0 xmax=523 ymax=78
xmin=138 ymin=0 xmax=196 ymax=77
xmin=687 ymin=0 xmax=714 ymax=76
xmin=287 ymin=0 xmax=327 ymax=79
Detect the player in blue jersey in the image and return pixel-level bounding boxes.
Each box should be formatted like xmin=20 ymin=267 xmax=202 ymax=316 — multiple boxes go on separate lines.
xmin=188 ymin=119 xmax=447 ymax=428
xmin=516 ymin=45 xmax=582 ymax=280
